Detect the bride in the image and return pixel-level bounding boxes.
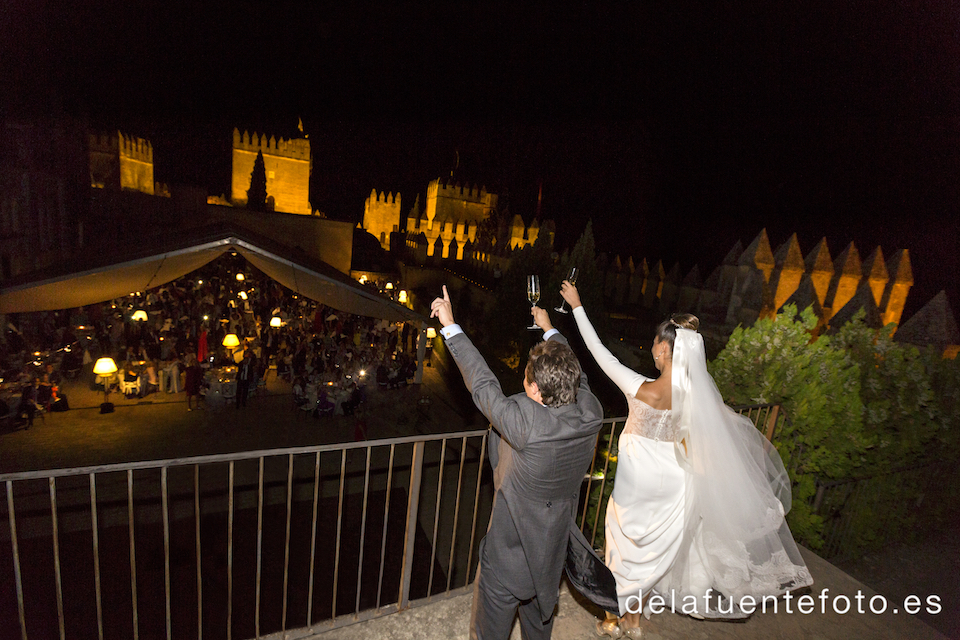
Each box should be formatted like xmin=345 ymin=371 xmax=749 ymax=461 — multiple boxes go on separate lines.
xmin=559 ymin=282 xmax=812 ymax=638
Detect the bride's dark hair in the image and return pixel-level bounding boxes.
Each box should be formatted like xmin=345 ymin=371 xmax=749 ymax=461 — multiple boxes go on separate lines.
xmin=655 ymin=313 xmax=700 ymax=356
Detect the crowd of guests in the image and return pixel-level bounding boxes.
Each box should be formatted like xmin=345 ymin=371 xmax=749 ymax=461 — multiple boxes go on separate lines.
xmin=1 ymin=255 xmax=420 ymax=424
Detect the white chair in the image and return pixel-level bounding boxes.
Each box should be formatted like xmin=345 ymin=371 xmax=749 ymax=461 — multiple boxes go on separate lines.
xmin=119 ymin=377 xmax=139 ymax=397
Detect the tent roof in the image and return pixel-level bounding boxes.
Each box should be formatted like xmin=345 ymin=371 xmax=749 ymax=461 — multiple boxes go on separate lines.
xmin=0 ymin=221 xmax=425 ymax=323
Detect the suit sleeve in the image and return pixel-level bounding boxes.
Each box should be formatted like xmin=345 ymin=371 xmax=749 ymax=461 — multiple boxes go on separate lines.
xmin=572 ymin=306 xmax=650 ymax=397
xmin=444 ymin=332 xmax=535 ymax=450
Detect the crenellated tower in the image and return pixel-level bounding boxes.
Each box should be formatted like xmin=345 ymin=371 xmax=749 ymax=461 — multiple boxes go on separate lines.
xmin=89 ymin=131 xmax=155 ymax=195
xmin=362 ymin=189 xmax=402 ymax=250
xmin=231 ymin=129 xmax=311 ymax=215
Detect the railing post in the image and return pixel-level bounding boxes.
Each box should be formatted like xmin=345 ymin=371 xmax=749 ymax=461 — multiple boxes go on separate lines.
xmin=764 ymin=405 xmax=780 ymax=442
xmin=398 ymin=440 xmax=425 ymax=610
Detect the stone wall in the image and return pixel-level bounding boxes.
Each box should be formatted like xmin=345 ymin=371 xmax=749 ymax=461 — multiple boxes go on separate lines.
xmin=362 ymin=189 xmax=401 ymax=251
xmin=230 ymin=129 xmax=311 ymax=215
xmin=592 ymin=229 xmax=914 ymax=333
xmin=89 ymin=131 xmax=154 ymax=195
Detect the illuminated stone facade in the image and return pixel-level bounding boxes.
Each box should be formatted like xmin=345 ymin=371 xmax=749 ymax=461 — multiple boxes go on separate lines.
xmin=89 ymin=131 xmax=155 ymax=195
xmin=231 ymin=129 xmax=311 ymax=215
xmin=362 ymin=189 xmax=401 ymax=251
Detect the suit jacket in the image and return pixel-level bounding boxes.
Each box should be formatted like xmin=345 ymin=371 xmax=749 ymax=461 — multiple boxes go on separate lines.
xmin=445 ymin=330 xmax=606 ymax=621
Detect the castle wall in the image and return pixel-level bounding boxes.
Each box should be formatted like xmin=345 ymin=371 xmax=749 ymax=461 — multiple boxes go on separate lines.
xmin=89 ymin=131 xmax=154 ymax=195
xmin=424 ymin=178 xmax=497 ymax=225
xmin=231 ymin=130 xmax=311 ymax=215
xmin=119 ymin=134 xmax=154 ymax=195
xmin=362 ymin=189 xmax=401 ymax=251
xmin=591 ymin=231 xmax=912 ymax=332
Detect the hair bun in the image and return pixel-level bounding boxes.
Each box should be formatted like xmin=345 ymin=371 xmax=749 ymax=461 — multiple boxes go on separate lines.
xmin=671 ymin=313 xmax=701 ymax=332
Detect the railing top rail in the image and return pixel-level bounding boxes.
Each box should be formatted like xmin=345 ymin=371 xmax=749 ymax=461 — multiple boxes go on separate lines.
xmin=0 ymin=428 xmax=490 ymax=482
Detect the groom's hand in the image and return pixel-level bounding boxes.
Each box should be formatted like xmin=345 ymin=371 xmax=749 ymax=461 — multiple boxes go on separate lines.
xmin=430 ymin=285 xmax=455 ymax=328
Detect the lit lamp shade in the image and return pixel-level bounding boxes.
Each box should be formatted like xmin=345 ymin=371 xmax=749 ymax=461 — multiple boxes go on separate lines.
xmin=93 ymin=357 xmax=118 ymax=376
xmin=236 ymin=273 xmax=245 ymax=281
xmin=398 ymin=290 xmax=408 ymax=303
xmin=131 ymin=309 xmax=148 ymax=322
xmin=426 ymin=327 xmax=437 ymax=339
xmin=238 ymin=291 xmax=248 ymax=300
xmin=270 ymin=316 xmax=283 ymax=328
xmin=385 ymin=282 xmax=394 ymax=290
xmin=222 ymin=334 xmax=241 ymax=348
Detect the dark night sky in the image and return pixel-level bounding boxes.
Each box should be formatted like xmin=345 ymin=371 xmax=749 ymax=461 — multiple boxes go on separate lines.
xmin=3 ymin=1 xmax=958 ymax=319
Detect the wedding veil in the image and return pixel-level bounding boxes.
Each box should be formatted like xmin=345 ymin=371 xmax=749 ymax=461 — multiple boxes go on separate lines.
xmin=659 ymin=328 xmax=813 ymax=618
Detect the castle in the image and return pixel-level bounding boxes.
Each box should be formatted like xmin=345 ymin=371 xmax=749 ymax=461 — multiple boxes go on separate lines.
xmin=362 ymin=178 xmax=544 ymax=260
xmin=89 ymin=131 xmax=155 ymax=195
xmin=230 ymin=129 xmax=312 ymax=215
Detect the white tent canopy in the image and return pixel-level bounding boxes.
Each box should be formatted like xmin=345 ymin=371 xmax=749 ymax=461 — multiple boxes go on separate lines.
xmin=0 ymin=229 xmax=424 ymax=324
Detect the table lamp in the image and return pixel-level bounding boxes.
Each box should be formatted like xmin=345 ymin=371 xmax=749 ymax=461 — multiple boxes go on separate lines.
xmin=93 ymin=357 xmax=118 ymax=413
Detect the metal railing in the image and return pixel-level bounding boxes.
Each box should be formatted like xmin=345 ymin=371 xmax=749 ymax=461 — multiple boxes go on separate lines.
xmin=16 ymin=402 xmax=923 ymax=639
xmin=810 ymin=460 xmax=960 ymax=561
xmin=0 ymin=430 xmax=490 ymax=640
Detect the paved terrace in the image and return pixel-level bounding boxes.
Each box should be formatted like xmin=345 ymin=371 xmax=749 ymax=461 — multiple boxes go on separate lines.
xmin=315 ymin=547 xmax=950 ymax=640
xmin=0 ymin=367 xmax=951 ymax=640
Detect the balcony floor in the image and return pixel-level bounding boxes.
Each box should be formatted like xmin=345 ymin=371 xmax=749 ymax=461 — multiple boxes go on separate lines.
xmin=312 ymin=546 xmax=948 ymax=640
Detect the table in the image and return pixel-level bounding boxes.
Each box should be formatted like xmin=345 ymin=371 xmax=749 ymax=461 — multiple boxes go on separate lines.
xmin=206 ymin=367 xmax=238 ymax=399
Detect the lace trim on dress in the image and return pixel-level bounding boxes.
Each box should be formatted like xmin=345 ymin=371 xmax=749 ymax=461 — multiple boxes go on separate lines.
xmin=623 ymin=395 xmax=678 ymax=442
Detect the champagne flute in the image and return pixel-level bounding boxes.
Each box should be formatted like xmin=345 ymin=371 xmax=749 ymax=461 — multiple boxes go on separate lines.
xmin=555 ymin=266 xmax=579 ymax=313
xmin=526 ymin=275 xmax=541 ymax=330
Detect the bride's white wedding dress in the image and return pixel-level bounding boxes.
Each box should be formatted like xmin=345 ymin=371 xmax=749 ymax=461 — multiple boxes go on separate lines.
xmin=572 ymin=307 xmax=813 ymax=619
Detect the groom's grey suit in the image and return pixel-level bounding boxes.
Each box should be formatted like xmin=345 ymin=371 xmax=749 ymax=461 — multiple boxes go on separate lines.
xmin=443 ymin=329 xmax=603 ymax=639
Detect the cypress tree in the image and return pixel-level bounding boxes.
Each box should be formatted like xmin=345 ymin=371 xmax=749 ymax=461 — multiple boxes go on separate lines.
xmin=247 ymin=150 xmax=268 ymax=211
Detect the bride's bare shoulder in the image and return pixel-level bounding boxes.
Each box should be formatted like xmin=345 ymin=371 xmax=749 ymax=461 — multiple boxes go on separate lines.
xmin=635 ymin=378 xmax=671 ymax=411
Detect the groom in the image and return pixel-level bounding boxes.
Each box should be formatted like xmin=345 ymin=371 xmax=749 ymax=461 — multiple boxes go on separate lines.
xmin=431 ymin=286 xmax=610 ymax=639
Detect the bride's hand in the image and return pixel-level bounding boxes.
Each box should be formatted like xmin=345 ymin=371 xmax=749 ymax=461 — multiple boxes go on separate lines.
xmin=560 ymin=281 xmax=582 ymax=309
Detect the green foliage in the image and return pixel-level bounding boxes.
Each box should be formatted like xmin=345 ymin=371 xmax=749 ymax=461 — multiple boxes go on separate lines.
xmin=833 ymin=314 xmax=940 ymax=472
xmin=707 ymin=305 xmax=960 ymax=554
xmin=710 ymin=305 xmax=865 ymax=480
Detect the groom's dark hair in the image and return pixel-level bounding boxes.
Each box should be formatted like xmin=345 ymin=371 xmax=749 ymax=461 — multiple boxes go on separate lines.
xmin=525 ymin=341 xmax=581 ymax=407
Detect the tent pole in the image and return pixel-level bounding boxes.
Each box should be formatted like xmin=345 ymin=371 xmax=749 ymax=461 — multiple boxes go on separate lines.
xmin=414 ymin=322 xmax=427 ymax=384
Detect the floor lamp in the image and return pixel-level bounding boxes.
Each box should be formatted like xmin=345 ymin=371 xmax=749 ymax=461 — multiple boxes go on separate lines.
xmin=93 ymin=357 xmax=118 ymax=413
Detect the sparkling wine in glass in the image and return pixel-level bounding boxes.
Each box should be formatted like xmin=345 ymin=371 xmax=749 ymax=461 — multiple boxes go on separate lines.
xmin=526 ymin=275 xmax=541 ymax=330
xmin=555 ymin=266 xmax=579 ymax=313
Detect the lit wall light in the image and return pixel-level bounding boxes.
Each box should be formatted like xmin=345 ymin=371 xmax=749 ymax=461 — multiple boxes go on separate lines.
xmin=270 ymin=316 xmax=282 ymax=327
xmin=131 ymin=310 xmax=148 ymax=322
xmin=238 ymin=291 xmax=248 ymax=300
xmin=385 ymin=282 xmax=394 ymax=290
xmin=398 ymin=290 xmax=408 ymax=303
xmin=236 ymin=273 xmax=245 ymax=281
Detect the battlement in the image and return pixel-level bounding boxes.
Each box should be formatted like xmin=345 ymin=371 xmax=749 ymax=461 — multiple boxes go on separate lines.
xmin=89 ymin=131 xmax=153 ymax=163
xmin=426 ymin=178 xmax=495 ymax=205
xmin=119 ymin=133 xmax=153 ymax=163
xmin=88 ymin=130 xmax=154 ymax=195
xmin=367 ymin=189 xmax=399 ymax=205
xmin=233 ymin=128 xmax=310 ymax=161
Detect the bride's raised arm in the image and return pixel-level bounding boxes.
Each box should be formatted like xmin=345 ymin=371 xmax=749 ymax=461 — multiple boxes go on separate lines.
xmin=571 ymin=305 xmax=650 ymax=398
